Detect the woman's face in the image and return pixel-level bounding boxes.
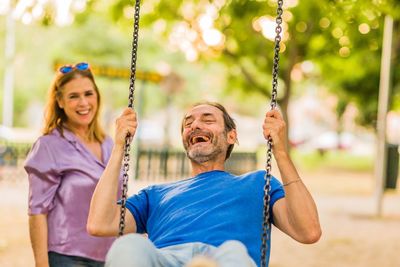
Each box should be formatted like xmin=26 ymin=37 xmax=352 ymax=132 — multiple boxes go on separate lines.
xmin=57 ymin=76 xmax=98 ymax=131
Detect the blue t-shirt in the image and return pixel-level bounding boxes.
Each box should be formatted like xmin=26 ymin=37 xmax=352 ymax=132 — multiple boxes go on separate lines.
xmin=126 ymin=169 xmax=285 ymax=266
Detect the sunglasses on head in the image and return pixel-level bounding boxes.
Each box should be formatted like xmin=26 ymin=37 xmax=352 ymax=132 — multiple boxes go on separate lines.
xmin=59 ymin=62 xmax=90 ymax=74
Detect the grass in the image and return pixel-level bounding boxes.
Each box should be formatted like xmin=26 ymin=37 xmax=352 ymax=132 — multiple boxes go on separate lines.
xmin=291 ymin=149 xmax=375 ymax=173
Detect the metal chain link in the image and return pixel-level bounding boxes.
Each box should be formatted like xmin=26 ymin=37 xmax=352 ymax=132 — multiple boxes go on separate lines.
xmin=119 ymin=2 xmax=283 ymax=260
xmin=118 ymin=0 xmax=142 ymax=237
xmin=261 ymin=0 xmax=283 ymax=266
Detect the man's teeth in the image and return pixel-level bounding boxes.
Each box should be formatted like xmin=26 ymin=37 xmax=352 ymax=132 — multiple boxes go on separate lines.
xmin=191 ymin=136 xmax=210 ymax=144
xmin=77 ymin=110 xmax=89 ymax=115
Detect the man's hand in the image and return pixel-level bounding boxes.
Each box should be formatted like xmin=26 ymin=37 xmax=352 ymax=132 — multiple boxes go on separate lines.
xmin=114 ymin=108 xmax=138 ymax=148
xmin=262 ymin=109 xmax=288 ymax=156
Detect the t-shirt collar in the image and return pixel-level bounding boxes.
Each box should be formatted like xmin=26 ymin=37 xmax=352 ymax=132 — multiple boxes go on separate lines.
xmin=194 ymin=170 xmax=229 ymax=179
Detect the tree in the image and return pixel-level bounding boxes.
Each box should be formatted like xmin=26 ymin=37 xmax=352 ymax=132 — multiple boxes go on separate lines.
xmin=105 ymin=0 xmax=400 ymax=130
xmin=4 ymin=0 xmax=400 ymax=129
xmin=313 ymin=0 xmax=400 ymax=127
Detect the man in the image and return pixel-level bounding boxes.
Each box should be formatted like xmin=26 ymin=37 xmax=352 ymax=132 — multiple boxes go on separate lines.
xmin=87 ymin=102 xmax=321 ymax=267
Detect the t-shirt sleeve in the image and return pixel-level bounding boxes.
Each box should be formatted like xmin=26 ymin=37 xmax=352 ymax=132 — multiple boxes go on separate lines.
xmin=269 ymin=176 xmax=285 ymax=224
xmin=24 ymin=138 xmax=61 ymax=215
xmin=126 ymin=188 xmax=150 ymax=233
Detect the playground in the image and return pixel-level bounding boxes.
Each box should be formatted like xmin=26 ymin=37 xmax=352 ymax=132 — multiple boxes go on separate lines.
xmin=1 ymin=1 xmax=400 ymax=267
xmin=1 ymin=165 xmax=399 ymax=267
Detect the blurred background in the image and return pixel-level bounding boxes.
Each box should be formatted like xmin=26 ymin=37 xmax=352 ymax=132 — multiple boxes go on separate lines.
xmin=0 ymin=0 xmax=399 ymax=266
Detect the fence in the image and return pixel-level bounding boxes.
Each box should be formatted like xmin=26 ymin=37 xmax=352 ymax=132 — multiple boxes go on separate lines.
xmin=134 ymin=149 xmax=258 ymax=181
xmin=0 ymin=142 xmax=258 ymax=182
xmin=0 ymin=142 xmax=32 ymax=182
xmin=0 ymin=142 xmax=31 ymax=167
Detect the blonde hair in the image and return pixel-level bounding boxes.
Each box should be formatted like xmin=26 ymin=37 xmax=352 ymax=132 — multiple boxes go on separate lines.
xmin=42 ymin=68 xmax=106 ymax=143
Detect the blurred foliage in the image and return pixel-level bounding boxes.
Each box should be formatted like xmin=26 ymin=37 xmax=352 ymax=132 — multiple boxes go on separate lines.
xmin=314 ymin=1 xmax=400 ymax=127
xmin=104 ymin=0 xmax=400 ymax=128
xmin=0 ymin=6 xmax=226 ymax=126
xmin=1 ymin=0 xmax=400 ymax=129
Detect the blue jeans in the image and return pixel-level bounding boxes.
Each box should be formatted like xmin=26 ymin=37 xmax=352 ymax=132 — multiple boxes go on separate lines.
xmin=105 ymin=234 xmax=257 ymax=267
xmin=48 ymin=251 xmax=104 ymax=267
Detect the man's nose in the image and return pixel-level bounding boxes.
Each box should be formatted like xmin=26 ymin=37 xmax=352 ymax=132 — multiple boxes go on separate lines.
xmin=190 ymin=119 xmax=202 ymax=130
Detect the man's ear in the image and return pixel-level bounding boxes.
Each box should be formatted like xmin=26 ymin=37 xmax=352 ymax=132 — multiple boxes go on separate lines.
xmin=227 ymin=129 xmax=237 ymax=145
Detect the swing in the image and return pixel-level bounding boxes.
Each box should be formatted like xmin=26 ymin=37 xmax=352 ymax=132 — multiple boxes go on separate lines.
xmin=117 ymin=1 xmax=284 ymax=266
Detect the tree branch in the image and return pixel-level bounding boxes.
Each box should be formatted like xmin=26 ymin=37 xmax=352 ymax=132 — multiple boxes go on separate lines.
xmin=223 ymin=49 xmax=269 ymax=97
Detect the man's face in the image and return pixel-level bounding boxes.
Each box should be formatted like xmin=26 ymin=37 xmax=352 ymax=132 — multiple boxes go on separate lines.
xmin=182 ymin=104 xmax=236 ymax=163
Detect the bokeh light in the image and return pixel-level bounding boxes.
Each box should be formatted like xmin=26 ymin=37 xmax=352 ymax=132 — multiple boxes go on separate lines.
xmin=359 ymin=23 xmax=371 ymax=34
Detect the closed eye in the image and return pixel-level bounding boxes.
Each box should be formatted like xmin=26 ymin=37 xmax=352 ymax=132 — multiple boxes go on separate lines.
xmin=68 ymin=94 xmax=79 ymax=99
xmin=184 ymin=120 xmax=193 ymax=128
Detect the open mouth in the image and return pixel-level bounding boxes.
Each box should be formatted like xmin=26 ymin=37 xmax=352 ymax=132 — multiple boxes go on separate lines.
xmin=77 ymin=110 xmax=90 ymax=115
xmin=190 ymin=134 xmax=211 ymax=146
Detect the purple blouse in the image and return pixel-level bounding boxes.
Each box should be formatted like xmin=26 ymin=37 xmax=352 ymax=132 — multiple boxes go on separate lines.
xmin=24 ymin=128 xmax=117 ymax=261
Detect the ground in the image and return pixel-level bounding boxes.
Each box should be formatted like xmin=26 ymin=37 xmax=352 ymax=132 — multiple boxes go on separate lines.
xmin=0 ymin=167 xmax=399 ymax=267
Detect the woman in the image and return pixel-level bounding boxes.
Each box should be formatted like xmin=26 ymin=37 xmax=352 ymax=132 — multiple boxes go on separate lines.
xmin=25 ymin=62 xmax=117 ymax=267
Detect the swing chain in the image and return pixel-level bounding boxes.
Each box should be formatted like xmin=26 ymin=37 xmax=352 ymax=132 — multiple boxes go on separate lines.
xmin=270 ymin=0 xmax=283 ymax=110
xmin=128 ymin=0 xmax=141 ymax=109
xmin=261 ymin=0 xmax=283 ymax=266
xmin=119 ymin=0 xmax=142 ymax=237
xmin=119 ymin=1 xmax=283 ymax=260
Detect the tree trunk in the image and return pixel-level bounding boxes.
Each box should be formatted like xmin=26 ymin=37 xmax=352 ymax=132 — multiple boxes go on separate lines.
xmin=278 ymin=39 xmax=298 ymax=152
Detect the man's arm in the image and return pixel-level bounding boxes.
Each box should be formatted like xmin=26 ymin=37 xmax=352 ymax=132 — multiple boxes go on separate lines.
xmin=29 ymin=214 xmax=49 ymax=267
xmin=263 ymin=109 xmax=321 ymax=243
xmin=87 ymin=108 xmax=138 ymax=236
xmin=272 ymin=152 xmax=321 ymax=243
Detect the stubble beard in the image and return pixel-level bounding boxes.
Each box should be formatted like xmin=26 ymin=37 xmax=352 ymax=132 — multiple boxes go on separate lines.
xmin=187 ymin=145 xmax=223 ymax=164
xmin=184 ymin=134 xmax=227 ymax=164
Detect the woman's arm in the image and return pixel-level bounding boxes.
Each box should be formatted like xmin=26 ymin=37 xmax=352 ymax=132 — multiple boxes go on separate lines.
xmin=29 ymin=214 xmax=49 ymax=267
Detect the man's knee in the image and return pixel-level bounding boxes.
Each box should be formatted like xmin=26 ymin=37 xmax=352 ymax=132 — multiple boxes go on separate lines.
xmin=106 ymin=234 xmax=156 ymax=267
xmin=218 ymin=240 xmax=248 ymax=255
xmin=213 ymin=240 xmax=256 ymax=267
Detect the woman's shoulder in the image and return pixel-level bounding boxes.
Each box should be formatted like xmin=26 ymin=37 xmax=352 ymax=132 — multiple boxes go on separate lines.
xmin=35 ymin=129 xmax=63 ymax=145
xmin=28 ymin=129 xmax=68 ymax=156
xmin=25 ymin=130 xmax=63 ymax=166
